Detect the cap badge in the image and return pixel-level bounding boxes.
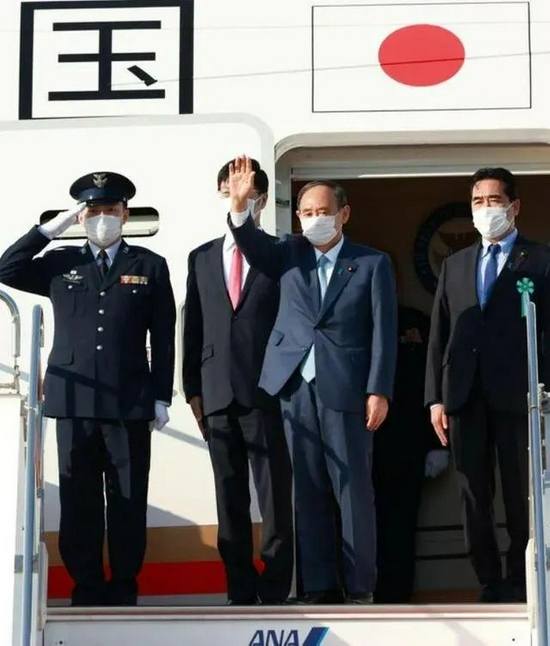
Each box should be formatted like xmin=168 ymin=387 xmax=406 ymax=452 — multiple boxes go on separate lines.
xmin=92 ymin=173 xmax=108 ymax=188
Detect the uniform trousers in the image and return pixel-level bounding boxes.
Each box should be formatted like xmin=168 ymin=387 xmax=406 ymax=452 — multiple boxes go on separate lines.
xmin=56 ymin=418 xmax=151 ymax=605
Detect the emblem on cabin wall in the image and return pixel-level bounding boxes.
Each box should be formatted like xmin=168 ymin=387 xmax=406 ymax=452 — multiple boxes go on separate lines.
xmin=413 ymin=201 xmax=477 ymax=294
xmin=19 ymin=0 xmax=194 ymax=119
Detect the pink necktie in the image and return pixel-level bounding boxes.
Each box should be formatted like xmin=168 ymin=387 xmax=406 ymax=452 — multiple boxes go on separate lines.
xmin=228 ymin=247 xmax=243 ymax=309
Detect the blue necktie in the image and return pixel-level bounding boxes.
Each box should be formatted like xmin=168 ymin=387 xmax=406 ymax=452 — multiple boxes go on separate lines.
xmin=301 ymin=255 xmax=330 ymax=382
xmin=482 ymin=243 xmax=501 ymax=308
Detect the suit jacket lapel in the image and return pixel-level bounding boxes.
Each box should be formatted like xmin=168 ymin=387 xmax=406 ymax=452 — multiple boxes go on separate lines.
xmin=236 ymin=266 xmax=260 ymax=311
xmin=101 ymin=240 xmax=139 ymax=290
xmin=318 ymin=240 xmax=357 ymax=321
xmin=212 ymin=238 xmax=234 ymax=310
xmin=463 ymin=242 xmax=481 ymax=308
xmin=299 ymin=244 xmax=320 ymax=313
xmin=79 ymin=243 xmax=101 ymax=290
xmin=487 ymin=236 xmax=529 ymax=304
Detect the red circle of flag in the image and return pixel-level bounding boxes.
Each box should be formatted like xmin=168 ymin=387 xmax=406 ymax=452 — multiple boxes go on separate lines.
xmin=378 ymin=24 xmax=465 ymax=87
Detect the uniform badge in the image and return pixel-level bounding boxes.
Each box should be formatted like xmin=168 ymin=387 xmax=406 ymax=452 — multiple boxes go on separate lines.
xmin=120 ymin=275 xmax=148 ymax=285
xmin=93 ymin=172 xmax=108 ymax=188
xmin=62 ymin=272 xmax=83 ymax=282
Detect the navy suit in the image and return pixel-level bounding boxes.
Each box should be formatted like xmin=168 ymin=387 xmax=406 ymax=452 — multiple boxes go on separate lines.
xmin=0 ymin=226 xmax=176 ymax=605
xmin=231 ymin=216 xmax=397 ymax=596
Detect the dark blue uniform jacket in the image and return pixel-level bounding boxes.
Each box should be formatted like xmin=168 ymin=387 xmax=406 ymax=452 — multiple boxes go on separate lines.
xmin=0 ymin=227 xmax=176 ymax=420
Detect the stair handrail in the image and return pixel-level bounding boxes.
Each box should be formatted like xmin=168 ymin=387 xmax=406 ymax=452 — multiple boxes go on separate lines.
xmin=522 ymin=292 xmax=548 ymax=646
xmin=0 ymin=289 xmax=21 ymax=393
xmin=20 ymin=304 xmax=44 ymax=646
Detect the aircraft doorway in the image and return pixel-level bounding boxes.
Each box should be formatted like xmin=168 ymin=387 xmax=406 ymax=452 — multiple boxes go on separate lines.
xmin=285 ymin=169 xmax=550 ymax=603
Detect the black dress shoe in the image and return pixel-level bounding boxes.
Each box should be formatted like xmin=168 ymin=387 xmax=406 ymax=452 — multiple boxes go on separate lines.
xmin=227 ymin=598 xmax=259 ymax=606
xmin=71 ymin=583 xmax=108 ymax=606
xmin=294 ymin=589 xmax=345 ymax=605
xmin=479 ymin=582 xmax=502 ymax=603
xmin=346 ymin=592 xmax=374 ymax=605
xmin=108 ymin=580 xmax=138 ymax=606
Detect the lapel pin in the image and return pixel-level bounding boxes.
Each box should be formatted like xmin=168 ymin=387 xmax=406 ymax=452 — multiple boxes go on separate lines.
xmin=337 ymin=268 xmax=344 ymax=276
xmin=347 ymin=266 xmax=356 ymax=273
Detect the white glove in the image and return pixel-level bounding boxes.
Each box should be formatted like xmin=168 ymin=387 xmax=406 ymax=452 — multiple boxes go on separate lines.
xmin=38 ymin=202 xmax=86 ymax=239
xmin=424 ymin=449 xmax=450 ymax=478
xmin=151 ymin=401 xmax=169 ymax=431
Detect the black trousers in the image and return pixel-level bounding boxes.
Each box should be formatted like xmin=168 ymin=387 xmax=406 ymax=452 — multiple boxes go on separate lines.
xmin=373 ymin=434 xmax=425 ymax=603
xmin=206 ymin=403 xmax=293 ymax=603
xmin=56 ymin=418 xmax=151 ymax=605
xmin=449 ymin=388 xmax=529 ymax=588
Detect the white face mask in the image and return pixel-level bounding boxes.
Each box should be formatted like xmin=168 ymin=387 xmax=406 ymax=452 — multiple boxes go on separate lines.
xmin=299 ymin=214 xmax=338 ymax=246
xmin=85 ymin=214 xmax=123 ymax=248
xmin=472 ymin=204 xmax=514 ymax=240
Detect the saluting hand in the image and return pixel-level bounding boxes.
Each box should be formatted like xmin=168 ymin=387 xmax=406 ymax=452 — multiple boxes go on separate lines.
xmin=228 ymin=155 xmax=256 ymax=214
xmin=366 ymin=394 xmax=389 ymax=431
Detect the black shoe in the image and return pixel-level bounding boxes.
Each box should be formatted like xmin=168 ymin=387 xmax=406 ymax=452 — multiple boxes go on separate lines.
xmin=71 ymin=583 xmax=108 ymax=606
xmin=227 ymin=597 xmax=259 ymax=606
xmin=346 ymin=592 xmax=374 ymax=605
xmin=294 ymin=589 xmax=345 ymax=605
xmin=108 ymin=580 xmax=138 ymax=606
xmin=479 ymin=582 xmax=502 ymax=603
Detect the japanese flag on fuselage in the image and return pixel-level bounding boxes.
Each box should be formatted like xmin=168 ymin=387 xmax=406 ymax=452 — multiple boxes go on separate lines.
xmin=312 ymin=2 xmax=531 ymax=112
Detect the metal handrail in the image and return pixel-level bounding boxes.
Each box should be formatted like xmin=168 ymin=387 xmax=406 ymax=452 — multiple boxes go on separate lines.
xmin=0 ymin=289 xmax=21 ymax=393
xmin=523 ymin=294 xmax=548 ymax=645
xmin=20 ymin=304 xmax=44 ymax=646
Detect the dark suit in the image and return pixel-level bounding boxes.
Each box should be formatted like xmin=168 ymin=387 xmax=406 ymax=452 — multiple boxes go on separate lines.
xmin=231 ymin=216 xmax=397 ymax=596
xmin=425 ymin=234 xmax=550 ymax=589
xmin=0 ymin=226 xmax=176 ymax=604
xmin=374 ymin=306 xmax=436 ymax=603
xmin=183 ymin=235 xmax=293 ymax=604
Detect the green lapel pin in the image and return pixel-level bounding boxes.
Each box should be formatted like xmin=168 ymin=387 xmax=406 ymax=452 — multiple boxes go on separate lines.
xmin=517 ymin=277 xmax=535 ymax=317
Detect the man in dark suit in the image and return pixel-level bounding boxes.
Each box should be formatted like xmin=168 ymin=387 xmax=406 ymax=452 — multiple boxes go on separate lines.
xmin=183 ymin=159 xmax=293 ymax=605
xmin=425 ymin=167 xmax=550 ymax=602
xmin=0 ymin=172 xmax=176 ymax=606
xmin=373 ymin=304 xmax=444 ymax=603
xmin=227 ymin=156 xmax=397 ymax=604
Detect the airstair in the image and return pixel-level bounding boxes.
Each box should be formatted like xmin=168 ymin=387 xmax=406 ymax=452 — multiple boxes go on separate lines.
xmin=2 ymin=287 xmax=548 ymax=646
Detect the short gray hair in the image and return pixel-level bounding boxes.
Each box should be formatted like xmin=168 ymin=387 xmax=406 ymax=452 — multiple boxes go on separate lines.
xmin=297 ymin=180 xmax=348 ymax=210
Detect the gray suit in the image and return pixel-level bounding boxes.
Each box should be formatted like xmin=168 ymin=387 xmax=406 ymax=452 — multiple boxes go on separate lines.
xmin=231 ymin=216 xmax=397 ymax=595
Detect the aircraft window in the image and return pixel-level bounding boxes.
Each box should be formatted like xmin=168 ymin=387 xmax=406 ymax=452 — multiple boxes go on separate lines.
xmin=39 ymin=207 xmax=159 ymax=238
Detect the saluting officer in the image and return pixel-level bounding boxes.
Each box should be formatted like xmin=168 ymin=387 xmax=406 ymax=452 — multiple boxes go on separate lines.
xmin=0 ymin=172 xmax=176 ymax=606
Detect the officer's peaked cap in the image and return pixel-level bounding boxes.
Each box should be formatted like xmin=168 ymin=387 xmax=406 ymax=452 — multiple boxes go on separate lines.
xmin=70 ymin=171 xmax=136 ymax=205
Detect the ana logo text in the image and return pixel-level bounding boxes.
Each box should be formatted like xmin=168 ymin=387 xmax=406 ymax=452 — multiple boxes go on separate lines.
xmin=249 ymin=627 xmax=328 ymax=646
